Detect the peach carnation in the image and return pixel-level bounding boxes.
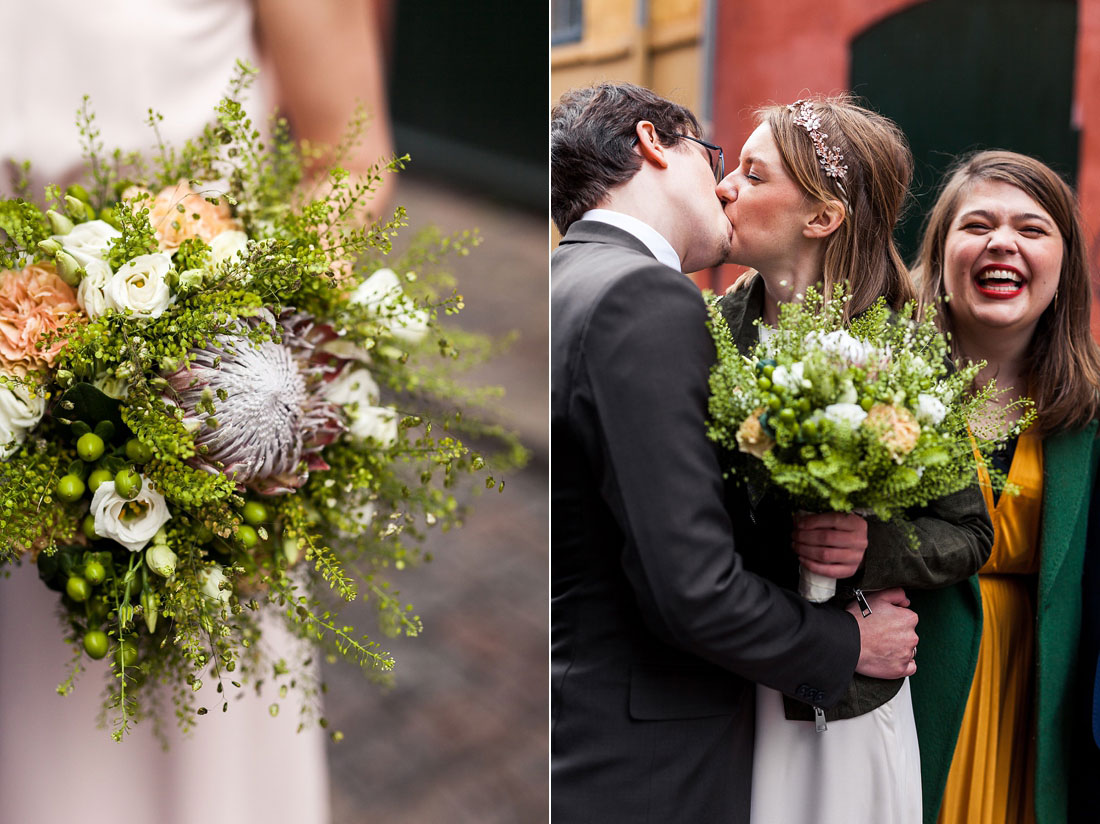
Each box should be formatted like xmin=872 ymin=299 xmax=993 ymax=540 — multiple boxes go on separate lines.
xmin=0 ymin=263 xmax=82 ymax=373
xmin=866 ymin=403 xmax=921 ymax=462
xmin=736 ymin=408 xmax=775 ymax=459
xmin=126 ymin=180 xmax=243 ymax=252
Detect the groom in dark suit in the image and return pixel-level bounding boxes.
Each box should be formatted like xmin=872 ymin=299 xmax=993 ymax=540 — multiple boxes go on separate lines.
xmin=551 ymin=83 xmax=921 ymax=823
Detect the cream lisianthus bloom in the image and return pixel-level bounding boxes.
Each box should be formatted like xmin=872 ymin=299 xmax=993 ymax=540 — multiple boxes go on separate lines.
xmin=323 ymin=365 xmax=399 ymax=447
xmin=91 ymin=479 xmax=171 ymax=552
xmin=77 ymin=259 xmax=112 ymax=320
xmin=199 ymin=564 xmax=231 ymax=605
xmin=823 ymin=402 xmax=868 ymax=430
xmin=0 ymin=375 xmax=46 ymax=459
xmin=104 ymin=253 xmax=173 ymax=320
xmin=350 ymin=267 xmax=430 ymax=344
xmin=209 ymin=229 xmax=249 ymax=266
xmin=52 ymin=219 xmax=120 ymax=267
xmin=915 ymin=393 xmax=947 ymax=426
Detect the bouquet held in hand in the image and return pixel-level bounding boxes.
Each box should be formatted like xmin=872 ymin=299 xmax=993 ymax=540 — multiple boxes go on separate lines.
xmin=706 ymin=285 xmax=1025 ymax=602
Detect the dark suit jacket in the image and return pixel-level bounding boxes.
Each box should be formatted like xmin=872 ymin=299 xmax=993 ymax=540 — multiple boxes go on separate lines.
xmin=551 ymin=220 xmax=861 ymax=823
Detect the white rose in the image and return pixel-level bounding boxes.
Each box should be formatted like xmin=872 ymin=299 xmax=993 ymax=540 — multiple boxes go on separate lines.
xmin=323 ymin=366 xmax=399 ymax=446
xmin=77 ymin=258 xmax=112 ymax=319
xmin=0 ymin=378 xmax=46 ymax=459
xmin=350 ymin=267 xmax=430 ymax=344
xmin=104 ymin=253 xmax=173 ymax=319
xmin=915 ymin=393 xmax=947 ymax=426
xmin=771 ymin=362 xmax=805 ymax=393
xmin=53 ymin=219 xmax=120 ymax=267
xmin=209 ymin=229 xmax=249 ymax=266
xmin=199 ymin=564 xmax=231 ymax=604
xmin=816 ymin=329 xmax=878 ymax=367
xmin=91 ymin=479 xmax=171 ymax=552
xmin=823 ymin=402 xmax=868 ymax=429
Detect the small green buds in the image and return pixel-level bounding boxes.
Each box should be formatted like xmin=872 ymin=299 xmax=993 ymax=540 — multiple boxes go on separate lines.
xmin=46 ymin=208 xmax=74 ymax=236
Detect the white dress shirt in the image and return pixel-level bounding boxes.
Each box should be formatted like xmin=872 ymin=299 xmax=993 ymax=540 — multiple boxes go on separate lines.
xmin=580 ymin=209 xmax=682 ymax=272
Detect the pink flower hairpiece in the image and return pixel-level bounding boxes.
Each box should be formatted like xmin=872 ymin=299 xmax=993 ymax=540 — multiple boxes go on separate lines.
xmin=787 ymin=100 xmax=849 ymax=184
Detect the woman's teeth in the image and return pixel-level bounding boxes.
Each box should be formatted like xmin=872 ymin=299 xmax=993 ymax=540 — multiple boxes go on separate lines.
xmin=976 ymin=269 xmax=1024 ymax=292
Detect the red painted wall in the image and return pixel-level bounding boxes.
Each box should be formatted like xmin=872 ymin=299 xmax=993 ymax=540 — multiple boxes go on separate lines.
xmin=701 ymin=0 xmax=1100 ymax=338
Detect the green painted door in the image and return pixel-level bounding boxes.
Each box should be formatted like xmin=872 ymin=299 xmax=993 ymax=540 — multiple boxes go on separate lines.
xmin=850 ymin=0 xmax=1078 ymax=262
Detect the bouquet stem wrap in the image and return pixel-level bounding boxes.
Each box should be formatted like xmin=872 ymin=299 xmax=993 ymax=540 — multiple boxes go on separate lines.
xmin=798 ymin=566 xmax=837 ymax=603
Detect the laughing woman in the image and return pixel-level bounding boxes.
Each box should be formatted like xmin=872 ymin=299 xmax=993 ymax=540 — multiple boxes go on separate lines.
xmin=912 ymin=150 xmax=1100 ymax=824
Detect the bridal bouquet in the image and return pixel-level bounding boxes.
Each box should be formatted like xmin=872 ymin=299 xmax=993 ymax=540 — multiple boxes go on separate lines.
xmin=0 ymin=64 xmax=520 ymax=739
xmin=707 ymin=285 xmax=1026 ymax=601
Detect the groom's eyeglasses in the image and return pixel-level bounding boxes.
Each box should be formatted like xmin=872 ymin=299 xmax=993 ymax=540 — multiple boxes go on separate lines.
xmin=630 ymin=133 xmax=725 ymax=183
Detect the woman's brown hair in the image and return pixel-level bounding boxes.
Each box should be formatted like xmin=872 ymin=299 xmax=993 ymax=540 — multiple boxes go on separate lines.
xmin=735 ymin=94 xmax=915 ymax=319
xmin=913 ymin=149 xmax=1100 ymax=434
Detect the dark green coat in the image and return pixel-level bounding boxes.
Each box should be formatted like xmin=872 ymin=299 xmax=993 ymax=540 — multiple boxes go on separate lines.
xmin=910 ymin=422 xmax=1100 ymax=824
xmin=716 ymin=278 xmax=993 ymax=722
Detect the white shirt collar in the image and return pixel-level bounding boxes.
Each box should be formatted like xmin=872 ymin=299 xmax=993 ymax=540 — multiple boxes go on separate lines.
xmin=580 ymin=209 xmax=682 ymax=272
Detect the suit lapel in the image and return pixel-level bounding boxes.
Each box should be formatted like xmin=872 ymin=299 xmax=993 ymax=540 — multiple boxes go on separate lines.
xmin=1039 ymin=420 xmax=1099 ymax=602
xmin=558 ymin=220 xmax=659 ymax=260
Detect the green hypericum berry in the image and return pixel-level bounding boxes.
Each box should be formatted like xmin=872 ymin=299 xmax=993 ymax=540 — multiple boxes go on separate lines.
xmin=56 ymin=474 xmax=86 ymax=503
xmin=237 ymin=524 xmax=259 ymax=548
xmin=114 ymin=468 xmax=142 ymax=500
xmin=860 ymin=396 xmax=874 ymax=412
xmin=66 ymin=576 xmax=90 ymax=602
xmin=242 ymin=501 xmax=268 ymax=525
xmin=83 ymin=630 xmax=108 ymax=660
xmin=76 ymin=432 xmax=106 ymax=462
xmin=82 ymin=514 xmax=98 ymax=540
xmin=84 ymin=560 xmax=106 ymax=585
xmin=87 ymin=467 xmax=113 ymax=493
xmin=125 ymin=438 xmax=154 ymax=464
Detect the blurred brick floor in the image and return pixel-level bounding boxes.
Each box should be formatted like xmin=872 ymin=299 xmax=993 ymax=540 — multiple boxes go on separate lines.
xmin=322 ymin=176 xmax=548 ymax=823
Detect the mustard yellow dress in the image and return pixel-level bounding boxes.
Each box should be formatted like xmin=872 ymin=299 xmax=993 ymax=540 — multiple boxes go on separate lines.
xmin=937 ymin=430 xmax=1043 ymax=824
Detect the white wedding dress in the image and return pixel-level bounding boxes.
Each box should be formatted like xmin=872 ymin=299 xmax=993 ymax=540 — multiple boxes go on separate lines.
xmin=748 ymin=325 xmax=921 ymax=824
xmin=0 ymin=3 xmax=330 ymax=822
xmin=749 ymin=681 xmax=922 ymax=824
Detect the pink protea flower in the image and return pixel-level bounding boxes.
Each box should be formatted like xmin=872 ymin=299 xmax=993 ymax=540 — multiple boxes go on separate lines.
xmin=0 ymin=263 xmax=83 ymax=373
xmin=163 ymin=310 xmax=345 ymax=494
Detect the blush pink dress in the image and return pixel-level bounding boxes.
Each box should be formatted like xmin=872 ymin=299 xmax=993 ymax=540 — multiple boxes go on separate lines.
xmin=0 ymin=3 xmax=330 ymax=822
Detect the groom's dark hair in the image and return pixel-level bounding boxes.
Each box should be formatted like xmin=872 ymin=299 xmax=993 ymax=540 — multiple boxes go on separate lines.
xmin=551 ymin=83 xmax=702 ymax=233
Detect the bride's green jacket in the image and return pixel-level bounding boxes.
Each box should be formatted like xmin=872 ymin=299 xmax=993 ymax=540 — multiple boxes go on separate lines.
xmin=910 ymin=422 xmax=1100 ymax=824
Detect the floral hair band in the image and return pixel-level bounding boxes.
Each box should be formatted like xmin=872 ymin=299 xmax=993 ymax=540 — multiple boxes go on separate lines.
xmin=787 ymin=99 xmax=849 ymax=185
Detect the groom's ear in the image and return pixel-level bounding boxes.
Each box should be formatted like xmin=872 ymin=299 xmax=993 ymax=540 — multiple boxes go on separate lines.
xmin=803 ymin=199 xmax=846 ymax=240
xmin=634 ymin=121 xmax=670 ymax=170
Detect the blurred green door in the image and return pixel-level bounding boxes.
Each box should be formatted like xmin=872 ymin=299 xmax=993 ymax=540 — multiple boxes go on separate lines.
xmin=850 ymin=0 xmax=1078 ymax=262
xmin=388 ymin=1 xmax=544 ymax=209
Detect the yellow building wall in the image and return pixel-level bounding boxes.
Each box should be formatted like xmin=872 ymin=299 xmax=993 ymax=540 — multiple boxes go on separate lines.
xmin=551 ymin=0 xmax=706 ymax=245
xmin=551 ymin=0 xmax=705 ymax=114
